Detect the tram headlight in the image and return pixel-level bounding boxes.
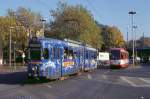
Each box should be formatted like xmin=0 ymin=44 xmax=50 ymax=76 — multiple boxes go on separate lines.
xmin=32 ymin=68 xmax=35 ymax=71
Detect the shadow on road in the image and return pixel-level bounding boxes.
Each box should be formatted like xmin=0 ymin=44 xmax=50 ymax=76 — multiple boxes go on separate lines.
xmin=0 ymin=71 xmax=27 ymax=85
xmin=0 ymin=71 xmax=56 ymax=85
xmin=0 ymin=63 xmax=149 ymax=85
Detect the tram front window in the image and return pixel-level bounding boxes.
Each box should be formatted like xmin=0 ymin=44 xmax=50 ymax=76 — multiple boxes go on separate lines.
xmin=110 ymin=50 xmax=120 ymax=60
xmin=30 ymin=49 xmax=41 ymax=60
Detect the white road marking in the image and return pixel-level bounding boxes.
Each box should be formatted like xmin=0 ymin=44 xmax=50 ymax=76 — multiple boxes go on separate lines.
xmin=140 ymin=96 xmax=145 ymax=99
xmin=139 ymin=84 xmax=150 ymax=87
xmin=87 ymin=74 xmax=92 ymax=80
xmin=120 ymin=76 xmax=137 ymax=87
xmin=102 ymin=74 xmax=107 ymax=79
xmin=138 ymin=78 xmax=150 ymax=84
xmin=46 ymin=85 xmax=52 ymax=88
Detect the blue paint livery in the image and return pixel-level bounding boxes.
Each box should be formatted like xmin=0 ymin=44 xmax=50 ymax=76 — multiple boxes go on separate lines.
xmin=28 ymin=37 xmax=97 ymax=79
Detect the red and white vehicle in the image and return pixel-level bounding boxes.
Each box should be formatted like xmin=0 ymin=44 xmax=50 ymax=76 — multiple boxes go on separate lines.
xmin=0 ymin=48 xmax=2 ymax=65
xmin=110 ymin=48 xmax=129 ymax=68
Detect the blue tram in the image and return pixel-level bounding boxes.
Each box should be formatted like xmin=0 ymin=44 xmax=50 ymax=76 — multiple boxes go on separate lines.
xmin=27 ymin=37 xmax=97 ymax=79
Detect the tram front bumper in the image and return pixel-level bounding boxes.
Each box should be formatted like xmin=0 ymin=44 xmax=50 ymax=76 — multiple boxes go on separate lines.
xmin=28 ymin=66 xmax=40 ymax=77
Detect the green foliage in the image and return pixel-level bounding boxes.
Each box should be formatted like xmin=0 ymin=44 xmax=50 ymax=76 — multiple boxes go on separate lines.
xmin=100 ymin=25 xmax=125 ymax=50
xmin=0 ymin=16 xmax=18 ymax=47
xmin=48 ymin=2 xmax=102 ymax=48
xmin=15 ymin=7 xmax=42 ymax=32
xmin=0 ymin=2 xmax=126 ymax=58
xmin=0 ymin=7 xmax=43 ymax=62
xmin=0 ymin=7 xmax=42 ymax=50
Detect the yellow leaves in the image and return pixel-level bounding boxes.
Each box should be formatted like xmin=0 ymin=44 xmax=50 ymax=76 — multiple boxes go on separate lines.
xmin=105 ymin=26 xmax=125 ymax=47
xmin=0 ymin=7 xmax=42 ymax=50
xmin=50 ymin=2 xmax=102 ymax=48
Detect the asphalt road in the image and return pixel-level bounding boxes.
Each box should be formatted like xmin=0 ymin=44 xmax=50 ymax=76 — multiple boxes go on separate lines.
xmin=0 ymin=64 xmax=150 ymax=99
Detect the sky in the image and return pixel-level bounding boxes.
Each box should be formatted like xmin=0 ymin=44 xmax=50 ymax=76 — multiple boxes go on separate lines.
xmin=0 ymin=0 xmax=150 ymax=41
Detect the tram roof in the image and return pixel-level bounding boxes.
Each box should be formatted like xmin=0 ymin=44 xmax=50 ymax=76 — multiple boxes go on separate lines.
xmin=110 ymin=48 xmax=128 ymax=53
xmin=110 ymin=48 xmax=126 ymax=51
xmin=30 ymin=37 xmax=97 ymax=51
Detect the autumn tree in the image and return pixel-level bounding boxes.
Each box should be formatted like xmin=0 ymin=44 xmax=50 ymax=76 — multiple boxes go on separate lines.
xmin=100 ymin=25 xmax=125 ymax=50
xmin=0 ymin=8 xmax=43 ymax=50
xmin=48 ymin=2 xmax=102 ymax=48
xmin=0 ymin=7 xmax=43 ymax=61
xmin=0 ymin=16 xmax=18 ymax=48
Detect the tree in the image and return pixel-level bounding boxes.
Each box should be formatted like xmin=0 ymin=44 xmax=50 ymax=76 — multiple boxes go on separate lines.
xmin=15 ymin=7 xmax=43 ymax=34
xmin=0 ymin=7 xmax=43 ymax=62
xmin=100 ymin=25 xmax=125 ymax=50
xmin=128 ymin=37 xmax=150 ymax=48
xmin=48 ymin=2 xmax=102 ymax=48
xmin=0 ymin=16 xmax=18 ymax=48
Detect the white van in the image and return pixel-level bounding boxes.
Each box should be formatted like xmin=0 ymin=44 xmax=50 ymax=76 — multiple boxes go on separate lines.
xmin=97 ymin=52 xmax=110 ymax=68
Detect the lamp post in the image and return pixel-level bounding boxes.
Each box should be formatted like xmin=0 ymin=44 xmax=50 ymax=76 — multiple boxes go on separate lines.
xmin=13 ymin=41 xmax=16 ymax=70
xmin=40 ymin=19 xmax=46 ymax=38
xmin=9 ymin=27 xmax=14 ymax=67
xmin=129 ymin=11 xmax=136 ymax=67
xmin=126 ymin=27 xmax=129 ymax=48
xmin=133 ymin=25 xmax=138 ymax=62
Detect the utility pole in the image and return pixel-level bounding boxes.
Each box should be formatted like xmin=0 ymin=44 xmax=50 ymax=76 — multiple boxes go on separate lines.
xmin=126 ymin=27 xmax=129 ymax=48
xmin=129 ymin=11 xmax=136 ymax=67
xmin=9 ymin=27 xmax=14 ymax=67
xmin=142 ymin=32 xmax=145 ymax=47
xmin=0 ymin=32 xmax=3 ymax=65
xmin=133 ymin=25 xmax=138 ymax=62
xmin=14 ymin=42 xmax=16 ymax=70
xmin=40 ymin=19 xmax=46 ymax=38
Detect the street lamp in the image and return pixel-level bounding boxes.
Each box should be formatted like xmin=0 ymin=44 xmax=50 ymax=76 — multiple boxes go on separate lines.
xmin=133 ymin=25 xmax=138 ymax=47
xmin=13 ymin=41 xmax=16 ymax=70
xmin=40 ymin=19 xmax=46 ymax=38
xmin=9 ymin=27 xmax=14 ymax=67
xmin=129 ymin=11 xmax=136 ymax=67
xmin=126 ymin=27 xmax=129 ymax=48
xmin=133 ymin=25 xmax=138 ymax=61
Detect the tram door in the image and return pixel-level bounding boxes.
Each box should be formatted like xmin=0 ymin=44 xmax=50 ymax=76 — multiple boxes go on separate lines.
xmin=50 ymin=46 xmax=63 ymax=78
xmin=42 ymin=44 xmax=62 ymax=79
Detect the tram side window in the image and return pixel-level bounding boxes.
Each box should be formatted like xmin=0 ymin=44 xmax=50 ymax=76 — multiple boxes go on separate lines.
xmin=51 ymin=47 xmax=60 ymax=60
xmin=84 ymin=51 xmax=89 ymax=59
xmin=57 ymin=48 xmax=60 ymax=59
xmin=43 ymin=48 xmax=49 ymax=59
xmin=52 ymin=47 xmax=55 ymax=60
xmin=121 ymin=53 xmax=123 ymax=59
xmin=92 ymin=52 xmax=97 ymax=59
xmin=55 ymin=47 xmax=61 ymax=59
xmin=121 ymin=52 xmax=126 ymax=59
xmin=73 ymin=52 xmax=77 ymax=58
xmin=64 ymin=48 xmax=74 ymax=59
xmin=54 ymin=47 xmax=57 ymax=59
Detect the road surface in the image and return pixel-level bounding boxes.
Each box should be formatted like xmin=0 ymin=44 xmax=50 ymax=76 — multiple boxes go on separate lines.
xmin=0 ymin=64 xmax=150 ymax=99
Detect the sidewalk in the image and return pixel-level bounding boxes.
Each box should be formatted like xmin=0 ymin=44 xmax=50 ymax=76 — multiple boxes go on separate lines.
xmin=0 ymin=64 xmax=27 ymax=73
